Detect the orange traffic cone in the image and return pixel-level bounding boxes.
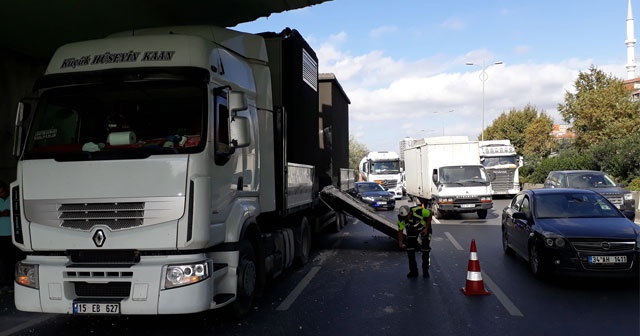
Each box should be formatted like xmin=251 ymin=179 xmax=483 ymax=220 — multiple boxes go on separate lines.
xmin=460 ymin=239 xmax=490 ymax=296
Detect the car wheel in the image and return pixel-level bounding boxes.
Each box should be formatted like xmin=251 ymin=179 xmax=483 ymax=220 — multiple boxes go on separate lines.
xmin=477 ymin=209 xmax=488 ymax=219
xmin=231 ymin=240 xmax=257 ymax=318
xmin=502 ymin=226 xmax=514 ymax=255
xmin=528 ymin=242 xmax=547 ymax=279
xmin=388 ymin=206 xmax=395 ymax=211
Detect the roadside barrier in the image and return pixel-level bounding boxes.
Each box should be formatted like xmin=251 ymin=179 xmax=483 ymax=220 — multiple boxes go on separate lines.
xmin=460 ymin=239 xmax=490 ymax=296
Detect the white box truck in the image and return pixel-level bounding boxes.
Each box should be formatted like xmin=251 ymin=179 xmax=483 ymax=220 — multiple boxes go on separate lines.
xmin=9 ymin=26 xmax=348 ymax=317
xmin=479 ymin=140 xmax=522 ymax=196
xmin=404 ymin=136 xmax=493 ymax=219
xmin=358 ymin=151 xmax=403 ymax=199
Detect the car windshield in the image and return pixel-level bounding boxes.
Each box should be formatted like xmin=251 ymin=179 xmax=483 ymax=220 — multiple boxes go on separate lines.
xmin=24 ymin=82 xmax=206 ymax=160
xmin=534 ymin=193 xmax=622 ymax=218
xmin=566 ymin=173 xmax=617 ymax=188
xmin=357 ymin=183 xmax=385 ymax=192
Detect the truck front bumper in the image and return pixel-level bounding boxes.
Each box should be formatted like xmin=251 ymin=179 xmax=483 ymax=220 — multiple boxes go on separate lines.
xmin=438 ymin=202 xmax=493 ymax=213
xmin=14 ymin=253 xmax=234 ymax=315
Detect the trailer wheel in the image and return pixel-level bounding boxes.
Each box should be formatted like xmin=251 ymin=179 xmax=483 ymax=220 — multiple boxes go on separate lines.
xmin=294 ymin=217 xmax=312 ymax=266
xmin=477 ymin=209 xmax=488 ymax=219
xmin=231 ymin=240 xmax=257 ymax=318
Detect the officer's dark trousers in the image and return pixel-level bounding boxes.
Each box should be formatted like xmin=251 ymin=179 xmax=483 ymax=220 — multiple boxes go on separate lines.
xmin=406 ymin=232 xmax=431 ymax=274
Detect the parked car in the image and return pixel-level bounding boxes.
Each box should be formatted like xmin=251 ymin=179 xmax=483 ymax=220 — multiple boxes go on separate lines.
xmin=349 ymin=182 xmax=396 ymax=210
xmin=501 ymin=188 xmax=639 ymax=279
xmin=543 ymin=170 xmax=635 ymax=212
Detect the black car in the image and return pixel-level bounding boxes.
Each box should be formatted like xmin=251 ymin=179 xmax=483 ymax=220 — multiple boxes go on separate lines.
xmin=349 ymin=182 xmax=396 ymax=210
xmin=543 ymin=170 xmax=635 ymax=212
xmin=502 ymin=188 xmax=639 ymax=278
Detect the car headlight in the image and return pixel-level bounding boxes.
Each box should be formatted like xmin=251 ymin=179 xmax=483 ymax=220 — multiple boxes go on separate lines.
xmin=165 ymin=261 xmax=210 ymax=289
xmin=543 ymin=233 xmax=567 ymax=248
xmin=363 ymin=196 xmax=375 ymax=202
xmin=16 ymin=262 xmax=39 ymax=289
xmin=624 ymin=192 xmax=633 ymax=201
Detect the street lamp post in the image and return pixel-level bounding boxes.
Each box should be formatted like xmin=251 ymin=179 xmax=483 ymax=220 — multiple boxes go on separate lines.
xmin=433 ymin=110 xmax=454 ymax=135
xmin=465 ymin=60 xmax=502 ymax=141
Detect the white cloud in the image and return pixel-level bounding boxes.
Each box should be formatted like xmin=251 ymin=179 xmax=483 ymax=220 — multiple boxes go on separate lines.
xmin=441 ymin=17 xmax=465 ymax=30
xmin=315 ymin=33 xmax=626 ymax=152
xmin=369 ymin=25 xmax=398 ymax=38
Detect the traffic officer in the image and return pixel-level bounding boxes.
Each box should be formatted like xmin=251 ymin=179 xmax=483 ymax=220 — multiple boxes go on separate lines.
xmin=397 ymin=204 xmax=432 ymax=278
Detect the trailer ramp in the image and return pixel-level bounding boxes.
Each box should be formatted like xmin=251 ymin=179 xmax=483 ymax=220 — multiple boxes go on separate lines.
xmin=319 ymin=186 xmax=398 ymax=240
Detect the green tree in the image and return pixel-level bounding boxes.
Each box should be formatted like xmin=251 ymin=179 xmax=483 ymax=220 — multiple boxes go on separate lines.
xmin=557 ymin=65 xmax=640 ymax=148
xmin=482 ymin=104 xmax=552 ymax=156
xmin=523 ymin=113 xmax=556 ymax=158
xmin=348 ymin=135 xmax=368 ymax=171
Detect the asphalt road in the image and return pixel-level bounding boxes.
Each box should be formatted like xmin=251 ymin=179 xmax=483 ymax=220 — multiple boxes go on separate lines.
xmin=0 ymin=197 xmax=638 ymax=336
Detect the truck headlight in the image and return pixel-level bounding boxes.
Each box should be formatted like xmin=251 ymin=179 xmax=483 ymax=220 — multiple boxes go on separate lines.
xmin=16 ymin=262 xmax=39 ymax=289
xmin=164 ymin=261 xmax=210 ymax=289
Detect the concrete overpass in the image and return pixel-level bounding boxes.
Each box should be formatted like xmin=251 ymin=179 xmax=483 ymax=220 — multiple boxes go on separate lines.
xmin=0 ymin=0 xmax=330 ymax=182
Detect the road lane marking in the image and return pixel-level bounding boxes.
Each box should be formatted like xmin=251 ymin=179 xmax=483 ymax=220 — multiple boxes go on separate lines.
xmin=445 ymin=231 xmax=524 ymax=317
xmin=444 ymin=231 xmax=464 ymax=250
xmin=276 ymin=266 xmax=321 ymax=311
xmin=481 ymin=271 xmax=524 ymax=317
xmin=0 ymin=315 xmax=54 ymax=336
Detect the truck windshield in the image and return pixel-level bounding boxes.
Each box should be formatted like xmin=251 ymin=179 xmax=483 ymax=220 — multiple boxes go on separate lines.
xmin=481 ymin=156 xmax=517 ymax=167
xmin=440 ymin=166 xmax=488 ymax=183
xmin=370 ymin=161 xmax=401 ymax=174
xmin=24 ymin=82 xmax=206 ymax=160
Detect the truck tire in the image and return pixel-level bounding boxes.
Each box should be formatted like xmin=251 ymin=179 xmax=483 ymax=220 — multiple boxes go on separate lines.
xmin=231 ymin=240 xmax=257 ymax=318
xmin=430 ymin=203 xmax=440 ymax=219
xmin=477 ymin=209 xmax=488 ymax=219
xmin=294 ymin=217 xmax=312 ymax=266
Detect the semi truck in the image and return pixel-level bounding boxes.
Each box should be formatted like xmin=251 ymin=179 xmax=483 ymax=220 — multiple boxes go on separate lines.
xmin=9 ymin=25 xmax=349 ymax=317
xmin=479 ymin=140 xmax=522 ymax=196
xmin=358 ymin=151 xmax=403 ymax=199
xmin=404 ymin=136 xmax=494 ymax=219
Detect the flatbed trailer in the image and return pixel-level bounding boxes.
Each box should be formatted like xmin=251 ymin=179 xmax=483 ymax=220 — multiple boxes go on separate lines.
xmin=319 ymin=186 xmax=398 ymax=239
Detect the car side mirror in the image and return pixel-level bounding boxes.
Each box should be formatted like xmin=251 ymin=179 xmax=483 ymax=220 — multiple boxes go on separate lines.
xmin=513 ymin=211 xmax=528 ymax=220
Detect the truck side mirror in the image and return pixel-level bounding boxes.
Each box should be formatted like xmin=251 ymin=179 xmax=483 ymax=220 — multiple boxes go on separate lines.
xmin=13 ymin=99 xmax=36 ymax=157
xmin=432 ymin=169 xmax=438 ymax=183
xmin=228 ymin=91 xmax=250 ymax=148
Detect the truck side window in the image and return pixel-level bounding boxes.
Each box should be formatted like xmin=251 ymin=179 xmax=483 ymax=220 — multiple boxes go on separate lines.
xmin=214 ymin=91 xmax=233 ymax=163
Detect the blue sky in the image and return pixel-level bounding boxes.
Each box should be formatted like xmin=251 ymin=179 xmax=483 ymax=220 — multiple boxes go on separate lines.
xmin=234 ymin=1 xmax=634 ymax=152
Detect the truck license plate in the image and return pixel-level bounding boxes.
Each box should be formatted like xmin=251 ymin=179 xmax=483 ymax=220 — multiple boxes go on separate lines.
xmin=73 ymin=302 xmax=120 ymax=315
xmin=588 ymin=256 xmax=626 ymax=264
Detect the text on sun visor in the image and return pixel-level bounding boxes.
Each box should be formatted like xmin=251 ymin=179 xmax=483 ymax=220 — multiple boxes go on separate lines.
xmin=61 ymin=51 xmax=176 ymax=69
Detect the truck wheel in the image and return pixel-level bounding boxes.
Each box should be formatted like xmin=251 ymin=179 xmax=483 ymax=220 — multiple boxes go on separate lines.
xmin=294 ymin=217 xmax=312 ymax=266
xmin=430 ymin=203 xmax=440 ymax=219
xmin=231 ymin=240 xmax=257 ymax=318
xmin=477 ymin=209 xmax=488 ymax=219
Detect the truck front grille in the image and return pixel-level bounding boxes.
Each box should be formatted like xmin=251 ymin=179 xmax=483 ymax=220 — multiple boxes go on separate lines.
xmin=488 ymin=168 xmax=516 ymax=193
xmin=74 ymin=282 xmax=131 ymax=298
xmin=59 ymin=202 xmax=145 ymax=231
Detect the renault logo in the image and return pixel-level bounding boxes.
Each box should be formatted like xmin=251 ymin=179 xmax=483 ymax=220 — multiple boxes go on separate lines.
xmin=601 ymin=241 xmax=611 ymax=250
xmin=92 ymin=229 xmax=106 ymax=247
